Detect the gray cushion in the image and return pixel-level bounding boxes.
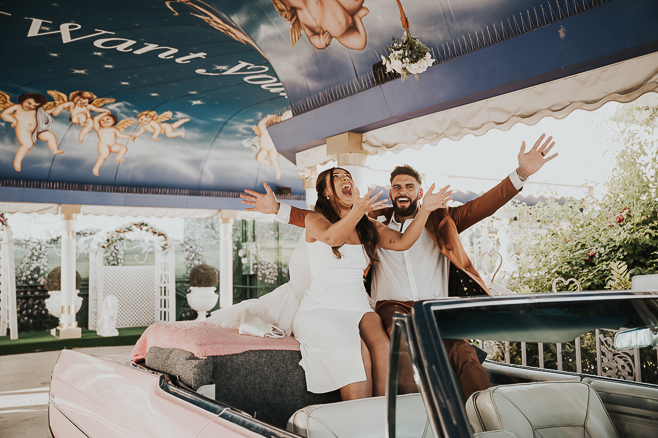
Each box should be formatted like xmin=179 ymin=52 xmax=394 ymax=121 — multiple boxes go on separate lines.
xmin=144 ymin=347 xmax=341 ymax=429
xmin=212 ymin=350 xmax=341 ymax=429
xmin=145 ymin=347 xmax=212 ymax=389
xmin=466 ymin=382 xmax=619 ymax=438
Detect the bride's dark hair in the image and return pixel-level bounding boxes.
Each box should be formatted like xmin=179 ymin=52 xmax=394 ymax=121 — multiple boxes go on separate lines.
xmin=313 ymin=167 xmax=379 ymax=263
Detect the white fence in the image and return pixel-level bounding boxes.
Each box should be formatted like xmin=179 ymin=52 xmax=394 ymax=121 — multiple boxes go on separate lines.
xmin=480 ymin=328 xmax=657 ymax=382
xmin=89 ymin=246 xmax=176 ymax=330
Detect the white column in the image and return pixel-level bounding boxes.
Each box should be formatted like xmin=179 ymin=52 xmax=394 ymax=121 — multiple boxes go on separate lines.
xmin=1 ymin=227 xmax=18 ymax=340
xmin=54 ymin=205 xmax=81 ymax=339
xmin=303 ymin=168 xmax=318 ymax=210
xmin=327 ymin=132 xmax=370 ymax=194
xmin=218 ymin=215 xmax=234 ymax=308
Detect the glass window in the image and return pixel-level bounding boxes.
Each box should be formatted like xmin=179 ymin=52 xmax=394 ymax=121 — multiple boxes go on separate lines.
xmin=433 ymin=297 xmax=658 ymax=385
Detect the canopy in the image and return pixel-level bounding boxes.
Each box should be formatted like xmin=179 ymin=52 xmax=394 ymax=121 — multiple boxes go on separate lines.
xmin=0 ymin=0 xmax=656 ymax=210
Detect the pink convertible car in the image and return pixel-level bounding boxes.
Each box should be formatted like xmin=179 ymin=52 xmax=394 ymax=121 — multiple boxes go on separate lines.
xmin=49 ymin=292 xmax=658 ymax=438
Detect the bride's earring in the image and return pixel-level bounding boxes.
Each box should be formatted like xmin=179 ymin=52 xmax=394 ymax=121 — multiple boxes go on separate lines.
xmin=326 ymin=196 xmax=330 ymax=200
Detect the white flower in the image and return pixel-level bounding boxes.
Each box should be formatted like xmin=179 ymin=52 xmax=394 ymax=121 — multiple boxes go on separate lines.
xmin=390 ymin=59 xmax=404 ymax=74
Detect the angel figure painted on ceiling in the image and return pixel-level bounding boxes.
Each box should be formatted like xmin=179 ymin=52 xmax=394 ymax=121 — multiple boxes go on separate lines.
xmin=247 ymin=110 xmax=292 ymax=180
xmin=92 ymin=113 xmax=135 ymax=176
xmin=271 ymin=0 xmax=369 ymax=50
xmin=132 ymin=110 xmax=190 ymax=141
xmin=47 ymin=90 xmax=115 ymax=143
xmin=0 ymin=92 xmax=64 ymax=172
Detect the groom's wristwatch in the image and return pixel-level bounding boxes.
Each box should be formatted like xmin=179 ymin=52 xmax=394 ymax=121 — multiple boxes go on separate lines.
xmin=516 ymin=167 xmax=528 ymax=182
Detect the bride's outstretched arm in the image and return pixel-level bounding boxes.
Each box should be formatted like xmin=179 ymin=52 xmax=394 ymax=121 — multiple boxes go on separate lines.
xmin=305 ymin=187 xmax=386 ymax=246
xmin=376 ymin=184 xmax=452 ymax=251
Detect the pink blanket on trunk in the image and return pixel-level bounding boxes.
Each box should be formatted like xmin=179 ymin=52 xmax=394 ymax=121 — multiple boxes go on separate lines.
xmin=132 ymin=321 xmax=300 ymax=360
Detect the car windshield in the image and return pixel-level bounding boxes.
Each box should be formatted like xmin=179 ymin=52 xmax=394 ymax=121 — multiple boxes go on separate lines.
xmin=433 ymin=294 xmax=658 ymax=344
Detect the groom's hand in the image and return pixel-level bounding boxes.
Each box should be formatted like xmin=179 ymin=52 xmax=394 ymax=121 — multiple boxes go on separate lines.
xmin=518 ymin=133 xmax=558 ymax=177
xmin=241 ymin=182 xmax=279 ymax=214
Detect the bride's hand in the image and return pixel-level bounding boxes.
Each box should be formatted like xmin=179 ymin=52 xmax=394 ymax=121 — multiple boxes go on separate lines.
xmin=420 ymin=184 xmax=452 ymax=213
xmin=353 ymin=187 xmax=387 ymax=216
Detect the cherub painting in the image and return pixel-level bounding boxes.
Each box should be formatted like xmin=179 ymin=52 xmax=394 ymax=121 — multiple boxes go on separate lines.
xmin=132 ymin=110 xmax=190 ymax=141
xmin=271 ymin=0 xmax=369 ymax=50
xmin=46 ymin=90 xmax=115 ymax=143
xmin=91 ymin=113 xmax=135 ymax=176
xmin=249 ymin=111 xmax=292 ymax=180
xmin=0 ymin=92 xmax=64 ymax=172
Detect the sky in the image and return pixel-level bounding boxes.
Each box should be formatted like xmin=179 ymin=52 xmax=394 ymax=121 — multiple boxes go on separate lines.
xmin=365 ymin=100 xmax=627 ymax=200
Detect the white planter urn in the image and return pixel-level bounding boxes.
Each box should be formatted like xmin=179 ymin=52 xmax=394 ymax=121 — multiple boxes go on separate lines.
xmin=187 ymin=286 xmax=218 ymax=321
xmin=44 ymin=290 xmax=83 ymax=318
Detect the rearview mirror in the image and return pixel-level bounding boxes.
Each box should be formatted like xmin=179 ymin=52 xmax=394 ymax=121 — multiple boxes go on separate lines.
xmin=613 ymin=327 xmax=658 ymax=350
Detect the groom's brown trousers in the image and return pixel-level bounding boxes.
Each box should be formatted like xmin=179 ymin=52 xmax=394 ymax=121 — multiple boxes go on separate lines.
xmin=375 ymin=300 xmax=491 ymax=400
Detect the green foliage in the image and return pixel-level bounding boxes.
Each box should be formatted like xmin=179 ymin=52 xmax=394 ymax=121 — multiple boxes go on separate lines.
xmin=44 ymin=266 xmax=82 ymax=291
xmin=16 ymin=286 xmax=58 ymax=333
xmin=504 ymin=104 xmax=658 ymax=293
xmin=606 ymin=261 xmax=632 ymax=290
xmin=189 ymin=263 xmax=219 ymax=287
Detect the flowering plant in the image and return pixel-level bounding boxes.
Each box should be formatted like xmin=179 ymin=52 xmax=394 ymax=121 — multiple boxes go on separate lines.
xmin=17 ymin=238 xmax=48 ymax=285
xmin=0 ymin=212 xmax=7 ymax=228
xmin=102 ymin=221 xmax=169 ymax=251
xmin=381 ymin=32 xmax=434 ymax=81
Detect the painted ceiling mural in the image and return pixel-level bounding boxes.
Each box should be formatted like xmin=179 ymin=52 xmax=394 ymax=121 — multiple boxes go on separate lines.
xmin=0 ymin=0 xmax=649 ymax=207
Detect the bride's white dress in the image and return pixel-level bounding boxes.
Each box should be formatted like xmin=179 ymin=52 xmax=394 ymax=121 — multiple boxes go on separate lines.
xmin=205 ymin=231 xmax=310 ymax=336
xmin=294 ymin=241 xmax=373 ymax=394
xmin=206 ymin=233 xmax=373 ymax=394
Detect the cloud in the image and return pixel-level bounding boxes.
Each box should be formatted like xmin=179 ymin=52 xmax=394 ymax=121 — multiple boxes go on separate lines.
xmin=173 ymin=111 xmax=190 ymax=119
xmin=105 ymin=101 xmax=137 ymax=119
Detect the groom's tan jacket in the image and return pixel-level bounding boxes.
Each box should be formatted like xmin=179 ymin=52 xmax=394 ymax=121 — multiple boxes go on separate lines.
xmin=287 ymin=176 xmax=521 ymax=297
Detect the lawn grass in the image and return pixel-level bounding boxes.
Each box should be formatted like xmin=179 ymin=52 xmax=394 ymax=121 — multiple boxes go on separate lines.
xmin=0 ymin=326 xmax=146 ymax=355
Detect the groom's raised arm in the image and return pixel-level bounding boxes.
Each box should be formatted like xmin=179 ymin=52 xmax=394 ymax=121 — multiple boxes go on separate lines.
xmin=241 ymin=182 xmax=309 ymax=228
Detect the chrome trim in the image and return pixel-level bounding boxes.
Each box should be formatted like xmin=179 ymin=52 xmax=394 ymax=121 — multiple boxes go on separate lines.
xmin=130 ymin=359 xmax=165 ymax=376
xmin=387 ymin=314 xmax=445 ymax=438
xmin=158 ymin=374 xmax=299 ymax=438
xmin=424 ymin=291 xmax=655 ymax=313
xmin=49 ymin=399 xmax=91 ymax=438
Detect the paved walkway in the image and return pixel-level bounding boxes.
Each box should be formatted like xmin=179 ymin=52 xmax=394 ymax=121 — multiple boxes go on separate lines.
xmin=0 ymin=346 xmax=134 ymax=438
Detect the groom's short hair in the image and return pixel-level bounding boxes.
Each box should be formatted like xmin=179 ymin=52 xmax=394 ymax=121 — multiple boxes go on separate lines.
xmin=390 ymin=165 xmax=422 ymax=185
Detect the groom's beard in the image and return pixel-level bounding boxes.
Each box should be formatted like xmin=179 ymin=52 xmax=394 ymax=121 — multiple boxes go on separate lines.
xmin=393 ymin=196 xmax=419 ymax=218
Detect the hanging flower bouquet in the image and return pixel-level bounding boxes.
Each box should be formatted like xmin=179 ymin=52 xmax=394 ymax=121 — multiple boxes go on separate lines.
xmin=0 ymin=212 xmax=7 ymax=228
xmin=381 ymin=32 xmax=434 ymax=81
xmin=381 ymin=0 xmax=435 ymax=82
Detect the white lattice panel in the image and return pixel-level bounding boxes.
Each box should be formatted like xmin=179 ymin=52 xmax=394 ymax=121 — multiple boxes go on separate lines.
xmin=102 ymin=266 xmax=155 ymax=328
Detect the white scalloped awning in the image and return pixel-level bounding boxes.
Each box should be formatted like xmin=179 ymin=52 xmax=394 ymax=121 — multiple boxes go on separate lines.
xmin=362 ymin=51 xmax=658 ymax=154
xmin=0 ymin=203 xmax=276 ymax=220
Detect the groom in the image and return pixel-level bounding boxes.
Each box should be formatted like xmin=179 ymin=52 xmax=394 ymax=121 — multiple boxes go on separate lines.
xmin=243 ymin=134 xmax=557 ymax=399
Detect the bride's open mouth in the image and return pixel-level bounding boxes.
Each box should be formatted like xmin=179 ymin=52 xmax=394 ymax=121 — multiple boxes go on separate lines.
xmin=341 ymin=183 xmax=352 ymax=197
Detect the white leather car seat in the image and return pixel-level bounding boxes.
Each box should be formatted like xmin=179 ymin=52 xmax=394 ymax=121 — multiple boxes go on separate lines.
xmin=465 ymin=381 xmax=619 ymax=438
xmin=287 ymin=393 xmax=434 ymax=438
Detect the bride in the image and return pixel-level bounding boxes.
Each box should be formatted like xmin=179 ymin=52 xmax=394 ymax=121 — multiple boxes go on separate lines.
xmin=295 ymin=167 xmax=448 ymax=400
